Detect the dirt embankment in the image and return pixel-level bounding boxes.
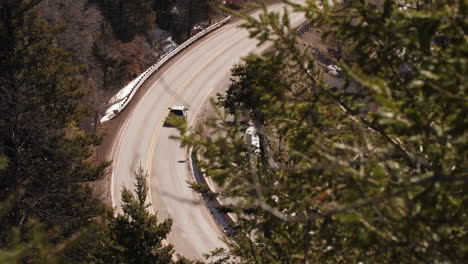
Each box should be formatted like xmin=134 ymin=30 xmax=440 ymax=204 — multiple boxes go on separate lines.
xmin=37 ymin=0 xmax=161 ymax=129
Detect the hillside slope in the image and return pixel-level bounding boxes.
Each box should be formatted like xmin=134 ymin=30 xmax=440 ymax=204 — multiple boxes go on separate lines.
xmin=36 ymin=0 xmax=224 ymax=128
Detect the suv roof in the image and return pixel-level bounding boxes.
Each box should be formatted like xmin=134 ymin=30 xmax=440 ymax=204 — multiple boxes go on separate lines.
xmin=170 ymin=105 xmax=187 ymax=111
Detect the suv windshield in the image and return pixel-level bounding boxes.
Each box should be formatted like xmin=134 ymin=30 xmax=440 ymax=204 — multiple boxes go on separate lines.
xmin=170 ymin=109 xmax=184 ymax=116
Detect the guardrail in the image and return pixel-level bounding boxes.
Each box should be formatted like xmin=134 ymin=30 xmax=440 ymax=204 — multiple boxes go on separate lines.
xmin=296 ymin=22 xmax=311 ymax=35
xmin=189 ymin=20 xmax=313 ymax=234
xmin=110 ymin=15 xmax=232 ymax=118
xmin=190 ymin=151 xmax=236 ymax=236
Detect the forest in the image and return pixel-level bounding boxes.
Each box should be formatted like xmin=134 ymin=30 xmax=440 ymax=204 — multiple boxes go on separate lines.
xmin=0 ymin=0 xmax=466 ymax=263
xmin=33 ymin=0 xmax=219 ymax=128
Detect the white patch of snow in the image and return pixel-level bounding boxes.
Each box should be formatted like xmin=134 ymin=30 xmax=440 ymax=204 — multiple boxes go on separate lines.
xmin=327 ymin=64 xmax=342 ymax=77
xmin=100 ymin=27 xmax=179 ymax=123
xmin=246 ymin=126 xmax=260 ymax=152
xmin=155 ymin=27 xmax=178 ymax=54
xmin=271 ymin=195 xmax=279 ymax=203
xmin=99 ymin=72 xmax=144 ymax=123
xmin=162 ymin=37 xmax=177 ymax=54
xmin=99 ymin=16 xmax=231 ymax=123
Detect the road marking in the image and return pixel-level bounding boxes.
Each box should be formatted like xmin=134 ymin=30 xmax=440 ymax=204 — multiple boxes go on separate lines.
xmin=108 ymin=1 xmax=304 ymax=256
xmin=142 ymin=1 xmax=293 ymax=214
xmin=110 ymin=0 xmax=281 ymax=212
xmin=110 ymin=19 xmax=245 ymax=211
xmin=144 ymin=33 xmax=252 ymax=214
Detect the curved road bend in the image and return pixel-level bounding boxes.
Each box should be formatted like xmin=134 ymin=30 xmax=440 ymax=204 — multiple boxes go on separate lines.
xmin=111 ymin=1 xmax=306 ymax=260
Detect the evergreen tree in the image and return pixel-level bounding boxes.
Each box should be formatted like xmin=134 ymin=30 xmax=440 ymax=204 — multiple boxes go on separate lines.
xmin=93 ymin=167 xmax=164 ymax=263
xmin=0 ymin=0 xmax=108 ymax=262
xmin=111 ymin=166 xmax=174 ymax=264
xmin=91 ymin=166 xmax=201 ymax=264
xmin=176 ymin=0 xmax=467 ymax=263
xmin=0 ymin=204 xmax=57 ymax=264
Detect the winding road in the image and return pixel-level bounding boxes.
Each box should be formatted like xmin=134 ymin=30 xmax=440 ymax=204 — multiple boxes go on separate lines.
xmin=109 ymin=1 xmax=306 ymax=260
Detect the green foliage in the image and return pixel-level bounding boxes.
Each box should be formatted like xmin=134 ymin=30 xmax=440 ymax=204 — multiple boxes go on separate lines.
xmin=88 ymin=166 xmax=205 ymax=263
xmin=188 ymin=182 xmax=219 ymax=200
xmin=0 ymin=191 xmax=81 ymax=264
xmin=218 ymin=54 xmax=289 ymax=122
xmin=93 ymin=166 xmax=175 ymax=264
xmin=115 ymin=166 xmax=174 ymax=264
xmin=177 ymin=0 xmax=467 ymax=263
xmin=0 ymin=0 xmax=108 ymax=262
xmin=0 ymin=155 xmax=8 ymax=171
xmin=0 ymin=221 xmax=56 ymax=264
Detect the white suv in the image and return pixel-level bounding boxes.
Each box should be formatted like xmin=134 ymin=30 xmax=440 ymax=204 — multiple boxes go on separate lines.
xmin=168 ymin=105 xmax=188 ymax=118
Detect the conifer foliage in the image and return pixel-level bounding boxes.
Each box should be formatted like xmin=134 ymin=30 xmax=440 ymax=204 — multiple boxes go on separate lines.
xmin=0 ymin=3 xmax=200 ymax=263
xmin=0 ymin=0 xmax=107 ymax=261
xmin=177 ymin=1 xmax=467 ymax=263
xmin=92 ymin=167 xmax=200 ymax=264
xmin=110 ymin=166 xmax=174 ymax=263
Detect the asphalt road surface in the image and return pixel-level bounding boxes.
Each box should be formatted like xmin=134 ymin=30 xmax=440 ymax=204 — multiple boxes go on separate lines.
xmin=110 ymin=1 xmax=306 ymax=260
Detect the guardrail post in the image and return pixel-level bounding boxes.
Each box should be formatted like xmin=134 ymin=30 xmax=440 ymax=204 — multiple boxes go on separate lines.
xmin=109 ymin=16 xmax=231 ymax=118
